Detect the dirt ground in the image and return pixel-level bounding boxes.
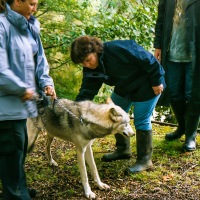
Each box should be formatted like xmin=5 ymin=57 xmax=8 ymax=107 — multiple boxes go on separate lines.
xmin=1 ymin=126 xmax=200 ymax=200
xmin=25 ymin=127 xmax=200 ymax=200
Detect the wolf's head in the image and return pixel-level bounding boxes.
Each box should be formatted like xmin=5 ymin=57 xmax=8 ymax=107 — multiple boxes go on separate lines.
xmin=108 ymin=103 xmax=134 ymax=137
xmin=78 ymin=98 xmax=134 ymax=138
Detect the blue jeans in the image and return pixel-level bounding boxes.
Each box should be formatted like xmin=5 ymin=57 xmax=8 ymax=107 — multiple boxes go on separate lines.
xmin=166 ymin=61 xmax=192 ymax=102
xmin=111 ymin=92 xmax=160 ymax=130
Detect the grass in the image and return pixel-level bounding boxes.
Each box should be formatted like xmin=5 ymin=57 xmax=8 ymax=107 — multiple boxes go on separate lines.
xmin=0 ymin=124 xmax=200 ymax=199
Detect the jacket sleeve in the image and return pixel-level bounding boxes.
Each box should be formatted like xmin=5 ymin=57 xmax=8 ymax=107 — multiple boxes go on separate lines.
xmin=28 ymin=18 xmax=54 ymax=91
xmin=142 ymin=53 xmax=166 ymax=87
xmin=128 ymin=42 xmax=166 ymax=88
xmin=34 ymin=30 xmax=54 ymax=91
xmin=0 ymin=22 xmax=26 ymax=96
xmin=154 ymin=0 xmax=166 ymax=49
xmin=75 ymin=69 xmax=103 ymax=101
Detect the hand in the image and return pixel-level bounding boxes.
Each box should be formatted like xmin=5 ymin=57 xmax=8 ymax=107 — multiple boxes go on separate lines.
xmin=43 ymin=86 xmax=57 ymax=99
xmin=152 ymin=84 xmax=164 ymax=95
xmin=21 ymin=89 xmax=34 ymax=101
xmin=154 ymin=48 xmax=161 ymax=62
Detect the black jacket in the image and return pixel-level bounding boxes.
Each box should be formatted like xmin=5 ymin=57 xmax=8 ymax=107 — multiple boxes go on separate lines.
xmin=154 ymin=0 xmax=176 ymax=68
xmin=76 ymin=40 xmax=166 ymax=102
xmin=154 ymin=0 xmax=176 ymax=106
xmin=186 ymin=0 xmax=200 ymax=106
xmin=154 ymin=0 xmax=200 ymax=107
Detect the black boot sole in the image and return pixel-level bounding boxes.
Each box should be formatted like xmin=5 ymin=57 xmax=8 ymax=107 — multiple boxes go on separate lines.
xmin=101 ymin=154 xmax=132 ymax=162
xmin=182 ymin=146 xmax=196 ymax=152
xmin=165 ymin=133 xmax=183 ymax=141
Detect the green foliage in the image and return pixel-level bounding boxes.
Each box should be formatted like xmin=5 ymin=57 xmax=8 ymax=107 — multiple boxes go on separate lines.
xmin=84 ymin=0 xmax=158 ymax=50
xmin=35 ymin=0 xmax=159 ymax=100
xmin=35 ymin=0 xmax=174 ymax=121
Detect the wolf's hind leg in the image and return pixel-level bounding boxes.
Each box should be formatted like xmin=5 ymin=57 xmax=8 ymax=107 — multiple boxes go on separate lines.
xmin=46 ymin=135 xmax=58 ymax=166
xmin=27 ymin=117 xmax=41 ymax=152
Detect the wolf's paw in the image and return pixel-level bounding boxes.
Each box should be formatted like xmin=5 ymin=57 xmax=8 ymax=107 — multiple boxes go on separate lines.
xmin=98 ymin=182 xmax=110 ymax=191
xmin=49 ymin=159 xmax=58 ymax=166
xmin=85 ymin=191 xmax=96 ymax=199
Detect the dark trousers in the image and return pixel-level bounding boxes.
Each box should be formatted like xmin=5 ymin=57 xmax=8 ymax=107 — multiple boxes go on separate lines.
xmin=0 ymin=120 xmax=31 ymax=200
xmin=166 ymin=60 xmax=192 ymax=101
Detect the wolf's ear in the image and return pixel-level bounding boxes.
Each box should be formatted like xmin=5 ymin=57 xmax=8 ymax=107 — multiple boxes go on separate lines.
xmin=109 ymin=107 xmax=122 ymax=121
xmin=106 ymin=97 xmax=114 ymax=104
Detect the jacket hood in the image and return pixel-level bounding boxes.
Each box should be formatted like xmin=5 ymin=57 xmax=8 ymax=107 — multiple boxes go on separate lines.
xmin=6 ymin=3 xmax=28 ymax=32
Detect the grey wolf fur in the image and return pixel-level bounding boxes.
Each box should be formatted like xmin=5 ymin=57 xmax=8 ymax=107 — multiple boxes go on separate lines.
xmin=27 ymin=97 xmax=134 ymax=199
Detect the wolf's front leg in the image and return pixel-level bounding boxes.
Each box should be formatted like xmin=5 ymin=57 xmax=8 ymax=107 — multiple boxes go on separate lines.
xmin=85 ymin=141 xmax=110 ymax=191
xmin=76 ymin=147 xmax=96 ymax=199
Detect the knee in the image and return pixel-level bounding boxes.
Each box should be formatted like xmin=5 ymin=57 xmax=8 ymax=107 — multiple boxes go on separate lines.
xmin=135 ymin=120 xmax=152 ymax=131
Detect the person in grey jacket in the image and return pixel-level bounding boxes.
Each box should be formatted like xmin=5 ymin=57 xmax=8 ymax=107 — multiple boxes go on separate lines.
xmin=71 ymin=35 xmax=166 ymax=174
xmin=0 ymin=0 xmax=56 ymax=199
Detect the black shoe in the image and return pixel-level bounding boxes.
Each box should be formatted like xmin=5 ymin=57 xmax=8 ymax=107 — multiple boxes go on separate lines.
xmin=165 ymin=129 xmax=184 ymax=141
xmin=28 ymin=188 xmax=37 ymax=198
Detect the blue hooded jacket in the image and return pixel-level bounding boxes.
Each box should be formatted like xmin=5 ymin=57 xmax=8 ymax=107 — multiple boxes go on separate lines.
xmin=0 ymin=4 xmax=54 ymax=120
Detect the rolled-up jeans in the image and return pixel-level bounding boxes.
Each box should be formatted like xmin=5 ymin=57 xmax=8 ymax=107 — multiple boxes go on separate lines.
xmin=111 ymin=92 xmax=160 ymax=130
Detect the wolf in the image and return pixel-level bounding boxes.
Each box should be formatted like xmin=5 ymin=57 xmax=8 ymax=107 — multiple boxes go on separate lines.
xmin=27 ymin=97 xmax=134 ymax=199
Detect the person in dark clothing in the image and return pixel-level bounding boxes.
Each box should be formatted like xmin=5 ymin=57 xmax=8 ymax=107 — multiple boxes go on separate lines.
xmin=70 ymin=35 xmax=166 ymax=173
xmin=154 ymin=0 xmax=199 ymax=151
xmin=183 ymin=0 xmax=200 ymax=151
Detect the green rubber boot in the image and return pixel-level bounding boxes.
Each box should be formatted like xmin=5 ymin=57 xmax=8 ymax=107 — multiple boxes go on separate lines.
xmin=125 ymin=130 xmax=153 ymax=174
xmin=182 ymin=103 xmax=200 ymax=152
xmin=165 ymin=100 xmax=186 ymax=141
xmin=101 ymin=133 xmax=131 ymax=162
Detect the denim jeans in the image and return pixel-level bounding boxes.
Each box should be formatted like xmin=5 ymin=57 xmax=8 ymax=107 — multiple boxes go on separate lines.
xmin=166 ymin=60 xmax=192 ymax=102
xmin=111 ymin=92 xmax=160 ymax=130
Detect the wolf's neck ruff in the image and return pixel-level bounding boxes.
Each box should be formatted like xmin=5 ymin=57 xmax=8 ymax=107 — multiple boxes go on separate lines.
xmin=53 ymin=98 xmax=84 ymax=124
xmin=52 ymin=99 xmax=116 ymax=139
